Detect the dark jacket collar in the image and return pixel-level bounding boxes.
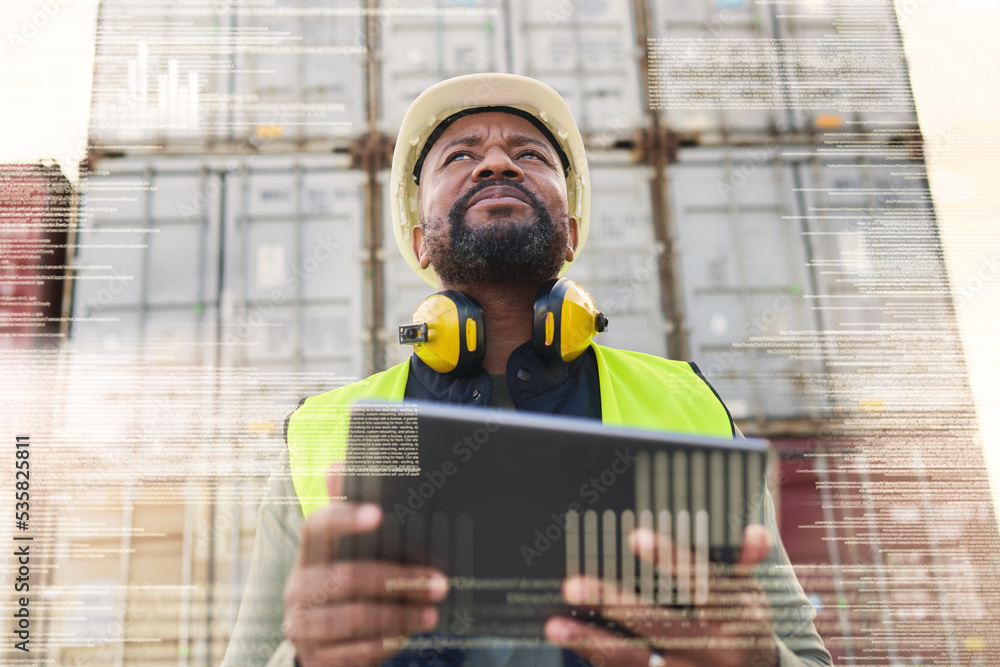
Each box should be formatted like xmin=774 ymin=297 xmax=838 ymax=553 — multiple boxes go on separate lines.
xmin=404 ymin=340 xmax=602 ymax=420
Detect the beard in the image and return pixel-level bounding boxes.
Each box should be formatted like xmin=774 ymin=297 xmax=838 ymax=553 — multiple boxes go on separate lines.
xmin=422 ymin=179 xmax=570 ymax=286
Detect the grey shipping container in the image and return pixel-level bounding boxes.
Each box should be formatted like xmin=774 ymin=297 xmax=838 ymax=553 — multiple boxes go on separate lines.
xmin=669 ymin=145 xmax=954 ymax=423
xmin=647 ymin=0 xmax=918 ymax=139
xmin=507 ymin=0 xmax=646 ymax=140
xmin=90 ymin=0 xmax=650 ymax=154
xmin=376 ymin=0 xmax=508 ymax=137
xmin=72 ymin=153 xmax=367 ymax=377
xmin=71 ymin=154 xmax=955 ymax=425
xmin=88 ymin=0 xmax=367 ymax=152
xmin=670 ymin=147 xmax=830 ymax=422
xmin=87 ymin=0 xmax=924 ymax=156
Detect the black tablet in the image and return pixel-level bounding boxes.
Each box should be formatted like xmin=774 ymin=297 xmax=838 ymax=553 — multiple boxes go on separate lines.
xmin=340 ymin=401 xmax=769 ymax=647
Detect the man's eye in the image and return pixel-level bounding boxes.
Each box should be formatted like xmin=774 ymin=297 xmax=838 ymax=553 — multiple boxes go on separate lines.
xmin=446 ymin=152 xmax=473 ymax=163
xmin=518 ymin=150 xmax=543 ymax=160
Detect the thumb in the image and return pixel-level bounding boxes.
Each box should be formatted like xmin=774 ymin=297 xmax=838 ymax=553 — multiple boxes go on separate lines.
xmin=738 ymin=524 xmax=773 ymax=566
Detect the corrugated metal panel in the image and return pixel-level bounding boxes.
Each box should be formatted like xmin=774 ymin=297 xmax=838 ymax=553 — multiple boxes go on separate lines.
xmin=381 ymin=153 xmax=668 ymax=363
xmin=89 ymin=2 xmax=227 ymax=150
xmin=222 ymin=155 xmax=367 ymax=373
xmin=670 ymin=147 xmax=830 ymax=421
xmin=72 ymin=154 xmax=367 ymax=376
xmin=768 ymin=436 xmax=996 ymax=666
xmin=508 ymin=0 xmax=646 ymax=139
xmin=69 ymin=306 xmax=220 ymax=366
xmin=772 ymin=441 xmax=856 ymax=665
xmin=42 ymin=354 xmax=318 ymax=662
xmin=647 ymin=0 xmax=779 ymax=136
xmin=377 ymin=0 xmax=645 ymax=141
xmin=796 ymin=154 xmax=950 ymax=314
xmin=46 ymin=487 xmax=261 ymax=664
xmin=73 ymin=157 xmax=223 ymax=365
xmin=87 ymin=0 xmax=921 ymax=152
xmin=377 ymin=0 xmax=507 ymax=137
xmin=0 ymin=164 xmax=74 ymax=348
xmin=231 ymin=3 xmax=367 ymax=147
xmin=792 ymin=151 xmax=957 ymax=419
xmin=50 ymin=526 xmax=127 ymax=666
xmin=653 ymin=0 xmax=759 ymax=25
xmin=647 ymin=0 xmax=918 ymax=138
xmin=670 ymin=145 xmax=948 ymax=422
xmin=88 ymin=0 xmax=366 ymax=152
xmin=775 ymin=2 xmax=917 ymax=131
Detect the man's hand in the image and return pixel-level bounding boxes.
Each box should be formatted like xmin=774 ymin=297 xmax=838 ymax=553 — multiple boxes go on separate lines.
xmin=282 ymin=467 xmax=449 ymax=667
xmin=544 ymin=525 xmax=778 ymax=667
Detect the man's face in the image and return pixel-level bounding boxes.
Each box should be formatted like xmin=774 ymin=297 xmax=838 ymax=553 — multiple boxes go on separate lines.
xmin=413 ymin=111 xmax=579 ymax=287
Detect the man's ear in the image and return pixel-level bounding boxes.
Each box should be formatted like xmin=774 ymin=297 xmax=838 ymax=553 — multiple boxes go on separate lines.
xmin=565 ymin=216 xmax=580 ymax=262
xmin=412 ymin=226 xmax=431 ymax=269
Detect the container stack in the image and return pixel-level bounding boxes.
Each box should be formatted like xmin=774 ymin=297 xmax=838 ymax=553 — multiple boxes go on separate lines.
xmin=44 ymin=0 xmax=1000 ymax=664
xmin=0 ymin=162 xmax=76 ymax=662
xmin=0 ymin=163 xmax=75 ymax=348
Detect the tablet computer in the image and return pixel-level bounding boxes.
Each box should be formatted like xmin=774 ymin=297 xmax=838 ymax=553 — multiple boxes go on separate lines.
xmin=340 ymin=401 xmax=769 ymax=647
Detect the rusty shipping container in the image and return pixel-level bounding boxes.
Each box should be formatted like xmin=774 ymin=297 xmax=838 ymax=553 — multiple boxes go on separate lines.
xmin=770 ymin=435 xmax=998 ymax=665
xmin=0 ymin=163 xmax=76 ymax=348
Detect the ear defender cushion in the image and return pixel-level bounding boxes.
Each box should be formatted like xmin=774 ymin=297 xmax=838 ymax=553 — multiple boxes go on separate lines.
xmin=404 ymin=290 xmax=486 ymax=375
xmin=533 ymin=278 xmax=608 ymax=365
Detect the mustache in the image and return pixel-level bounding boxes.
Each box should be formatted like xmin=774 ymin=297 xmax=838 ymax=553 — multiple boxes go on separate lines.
xmin=452 ymin=179 xmax=545 ymax=215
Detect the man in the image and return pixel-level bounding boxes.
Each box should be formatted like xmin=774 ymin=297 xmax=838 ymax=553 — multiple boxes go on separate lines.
xmin=221 ymin=74 xmax=832 ymax=667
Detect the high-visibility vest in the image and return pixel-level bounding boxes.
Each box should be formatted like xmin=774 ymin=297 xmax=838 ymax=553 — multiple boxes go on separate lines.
xmin=286 ymin=344 xmax=733 ymax=517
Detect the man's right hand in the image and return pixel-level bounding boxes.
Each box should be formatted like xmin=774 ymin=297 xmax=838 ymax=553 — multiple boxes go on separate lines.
xmin=282 ymin=468 xmax=449 ymax=667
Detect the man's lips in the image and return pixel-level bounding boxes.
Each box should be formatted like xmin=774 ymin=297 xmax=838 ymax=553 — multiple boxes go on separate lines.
xmin=466 ymin=185 xmax=532 ymax=210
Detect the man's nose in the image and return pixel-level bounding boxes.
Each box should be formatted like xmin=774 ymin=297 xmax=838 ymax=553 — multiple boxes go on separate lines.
xmin=472 ymin=147 xmax=523 ymax=182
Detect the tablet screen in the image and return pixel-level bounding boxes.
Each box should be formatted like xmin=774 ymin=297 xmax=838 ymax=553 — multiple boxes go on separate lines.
xmin=340 ymin=401 xmax=769 ymax=648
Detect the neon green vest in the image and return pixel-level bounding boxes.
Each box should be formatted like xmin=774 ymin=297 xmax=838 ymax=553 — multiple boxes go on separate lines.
xmin=286 ymin=344 xmax=733 ymax=517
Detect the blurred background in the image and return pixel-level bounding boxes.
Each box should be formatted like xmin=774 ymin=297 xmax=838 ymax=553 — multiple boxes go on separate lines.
xmin=1 ymin=0 xmax=999 ymax=664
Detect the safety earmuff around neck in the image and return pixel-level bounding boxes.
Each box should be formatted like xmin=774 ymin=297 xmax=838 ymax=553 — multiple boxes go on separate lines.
xmin=399 ymin=278 xmax=608 ymax=376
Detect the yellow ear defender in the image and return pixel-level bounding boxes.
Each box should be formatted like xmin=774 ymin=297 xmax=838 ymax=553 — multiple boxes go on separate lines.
xmin=533 ymin=278 xmax=608 ymax=365
xmin=399 ymin=279 xmax=608 ymax=375
xmin=398 ymin=290 xmax=486 ymax=375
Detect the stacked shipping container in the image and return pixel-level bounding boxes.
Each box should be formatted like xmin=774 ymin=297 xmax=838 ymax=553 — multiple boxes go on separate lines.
xmin=0 ymin=164 xmax=75 ymax=348
xmin=43 ymin=0 xmax=1000 ymax=663
xmin=74 ymin=154 xmax=366 ymax=375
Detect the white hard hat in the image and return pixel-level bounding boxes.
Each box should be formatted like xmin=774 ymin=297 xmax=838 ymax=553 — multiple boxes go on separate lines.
xmin=390 ymin=73 xmax=590 ymax=288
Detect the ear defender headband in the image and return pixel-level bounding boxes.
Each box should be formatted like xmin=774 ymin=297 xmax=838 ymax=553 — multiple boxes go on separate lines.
xmin=399 ymin=278 xmax=608 ymax=375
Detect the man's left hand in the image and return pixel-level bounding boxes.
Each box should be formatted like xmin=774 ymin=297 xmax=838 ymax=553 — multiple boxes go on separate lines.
xmin=544 ymin=524 xmax=779 ymax=667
